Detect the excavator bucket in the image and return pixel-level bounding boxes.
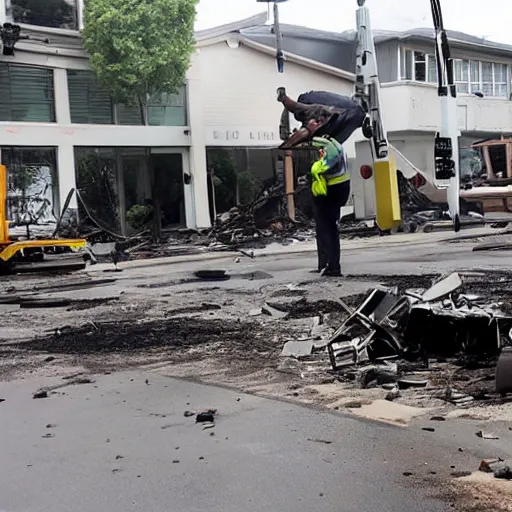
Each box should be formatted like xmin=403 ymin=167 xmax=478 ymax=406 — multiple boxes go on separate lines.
xmin=374 ymin=157 xmax=402 ymax=231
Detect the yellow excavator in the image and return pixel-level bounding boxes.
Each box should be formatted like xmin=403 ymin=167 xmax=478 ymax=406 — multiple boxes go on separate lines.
xmin=0 ymin=164 xmax=86 ymax=274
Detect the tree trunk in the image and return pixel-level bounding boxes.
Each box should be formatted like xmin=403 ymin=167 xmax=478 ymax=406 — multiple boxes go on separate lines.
xmin=138 ymin=95 xmax=161 ymax=242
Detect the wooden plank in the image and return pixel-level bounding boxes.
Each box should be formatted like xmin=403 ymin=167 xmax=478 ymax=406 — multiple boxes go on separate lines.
xmin=482 ymin=146 xmax=494 ymax=178
xmin=284 ymin=151 xmax=295 ymax=221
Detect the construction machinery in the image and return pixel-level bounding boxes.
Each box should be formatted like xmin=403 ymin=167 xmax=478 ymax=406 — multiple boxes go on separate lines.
xmin=353 ymin=0 xmax=461 ymax=232
xmin=0 ymin=164 xmax=87 ymax=274
xmin=265 ymin=0 xmax=461 ymax=232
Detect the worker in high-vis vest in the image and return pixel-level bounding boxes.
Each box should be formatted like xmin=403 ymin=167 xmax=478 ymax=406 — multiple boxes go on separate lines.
xmin=310 ymin=136 xmax=350 ymax=277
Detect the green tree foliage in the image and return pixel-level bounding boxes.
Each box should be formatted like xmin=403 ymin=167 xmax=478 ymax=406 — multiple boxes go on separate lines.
xmin=82 ymin=0 xmax=198 ymax=120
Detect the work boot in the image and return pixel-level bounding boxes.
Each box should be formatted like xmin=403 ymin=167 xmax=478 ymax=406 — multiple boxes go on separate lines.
xmin=309 ymin=267 xmax=325 ymax=274
xmin=322 ymin=268 xmax=342 ymax=277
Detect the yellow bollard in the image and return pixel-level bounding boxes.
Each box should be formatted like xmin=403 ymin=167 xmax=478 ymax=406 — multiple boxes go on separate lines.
xmin=373 ymin=157 xmax=402 ymax=231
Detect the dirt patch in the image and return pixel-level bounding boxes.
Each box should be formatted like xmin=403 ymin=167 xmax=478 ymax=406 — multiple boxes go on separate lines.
xmin=344 ymin=274 xmax=440 ymax=292
xmin=67 ymin=298 xmax=120 ymax=311
xmin=448 ymin=472 xmax=512 ymax=512
xmin=267 ymin=293 xmax=368 ymax=320
xmin=17 ymin=318 xmax=262 ymax=355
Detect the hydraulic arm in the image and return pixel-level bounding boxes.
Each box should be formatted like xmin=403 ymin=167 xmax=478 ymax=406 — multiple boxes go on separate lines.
xmin=354 ymin=0 xmax=401 ymax=231
xmin=431 ymin=0 xmax=461 ymax=231
xmin=265 ymin=0 xmax=460 ymax=232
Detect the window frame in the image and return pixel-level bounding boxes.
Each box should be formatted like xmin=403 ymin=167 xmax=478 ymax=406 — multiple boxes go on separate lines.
xmin=0 ymin=62 xmax=56 ymax=123
xmin=399 ymin=46 xmax=510 ymax=99
xmin=400 ymin=48 xmax=438 ymax=84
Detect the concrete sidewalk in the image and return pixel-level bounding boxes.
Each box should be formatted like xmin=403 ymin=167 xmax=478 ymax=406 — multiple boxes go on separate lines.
xmin=86 ymin=226 xmax=495 ymax=274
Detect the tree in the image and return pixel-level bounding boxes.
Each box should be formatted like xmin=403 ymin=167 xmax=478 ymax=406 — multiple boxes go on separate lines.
xmin=82 ymin=0 xmax=198 ymax=124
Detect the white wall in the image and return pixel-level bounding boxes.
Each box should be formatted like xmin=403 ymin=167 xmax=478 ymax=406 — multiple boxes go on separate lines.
xmin=379 ymin=82 xmax=512 ymax=134
xmin=193 ymin=40 xmax=358 ymax=157
xmin=0 ymin=46 xmax=197 ymax=225
xmin=353 ymin=134 xmax=436 ymax=219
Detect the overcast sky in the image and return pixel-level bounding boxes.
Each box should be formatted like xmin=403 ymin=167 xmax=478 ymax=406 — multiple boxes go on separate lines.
xmin=195 ymin=0 xmax=512 ymax=45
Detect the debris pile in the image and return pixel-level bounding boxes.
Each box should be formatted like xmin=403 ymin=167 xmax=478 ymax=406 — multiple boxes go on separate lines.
xmin=480 ymin=458 xmax=512 ymax=480
xmin=298 ymin=272 xmax=512 ymax=401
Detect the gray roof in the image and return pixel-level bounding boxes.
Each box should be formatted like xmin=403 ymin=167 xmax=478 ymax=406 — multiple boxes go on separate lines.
xmin=371 ymin=28 xmax=512 ymax=53
xmin=242 ymin=23 xmax=353 ymax=43
xmin=242 ymin=22 xmax=512 ymax=54
xmin=195 ymin=12 xmax=268 ymax=41
xmin=198 ymin=15 xmax=512 ymax=58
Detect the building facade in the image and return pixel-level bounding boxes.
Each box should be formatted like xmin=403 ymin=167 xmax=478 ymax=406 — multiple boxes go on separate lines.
xmin=0 ymin=3 xmax=356 ymax=233
xmin=244 ymin=24 xmax=512 ymax=218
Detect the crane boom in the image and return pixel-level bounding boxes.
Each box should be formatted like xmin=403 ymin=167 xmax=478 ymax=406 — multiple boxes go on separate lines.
xmin=431 ymin=0 xmax=461 ymax=231
xmin=354 ymin=0 xmax=401 ymax=231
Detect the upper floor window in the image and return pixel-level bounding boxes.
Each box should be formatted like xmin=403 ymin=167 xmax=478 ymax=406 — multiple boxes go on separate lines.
xmin=0 ymin=63 xmax=55 ymax=123
xmin=67 ymin=70 xmax=114 ymax=124
xmin=67 ymin=70 xmax=187 ymax=126
xmin=148 ymin=89 xmax=187 ymax=126
xmin=400 ymin=47 xmax=510 ymax=98
xmin=6 ymin=0 xmax=79 ymax=31
xmin=400 ymin=49 xmax=437 ymax=83
xmin=454 ymin=59 xmax=508 ymax=97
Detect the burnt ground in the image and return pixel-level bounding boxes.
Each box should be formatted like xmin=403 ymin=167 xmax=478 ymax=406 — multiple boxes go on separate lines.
xmin=1 ymin=265 xmax=512 ymax=423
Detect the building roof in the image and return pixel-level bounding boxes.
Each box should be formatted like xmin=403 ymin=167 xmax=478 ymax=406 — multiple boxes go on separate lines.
xmin=241 ymin=21 xmax=512 ymax=54
xmin=195 ymin=15 xmax=355 ymax=82
xmin=195 ymin=12 xmax=269 ymax=42
xmin=236 ymin=35 xmax=355 ymax=81
xmin=241 ymin=23 xmax=353 ymax=43
xmin=371 ymin=28 xmax=512 ymax=54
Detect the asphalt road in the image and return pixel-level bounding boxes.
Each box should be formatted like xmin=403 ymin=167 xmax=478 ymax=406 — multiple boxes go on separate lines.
xmin=78 ymin=233 xmax=512 ymax=299
xmin=0 ymin=371 xmax=458 ymax=512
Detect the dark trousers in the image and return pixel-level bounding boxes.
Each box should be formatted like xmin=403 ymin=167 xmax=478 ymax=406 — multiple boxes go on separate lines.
xmin=313 ymin=181 xmax=351 ymax=272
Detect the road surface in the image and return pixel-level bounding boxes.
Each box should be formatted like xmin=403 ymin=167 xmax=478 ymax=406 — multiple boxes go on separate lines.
xmin=0 ymin=371 xmax=459 ymax=512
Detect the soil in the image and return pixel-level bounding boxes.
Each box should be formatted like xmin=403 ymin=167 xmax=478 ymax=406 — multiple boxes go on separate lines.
xmin=20 ymin=318 xmax=261 ymax=355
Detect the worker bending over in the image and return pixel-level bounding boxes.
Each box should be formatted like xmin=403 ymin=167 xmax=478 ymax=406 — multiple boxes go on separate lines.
xmin=278 ymin=89 xmax=366 ymax=148
xmin=277 ymin=90 xmax=362 ymax=276
xmin=310 ymin=136 xmax=350 ymax=276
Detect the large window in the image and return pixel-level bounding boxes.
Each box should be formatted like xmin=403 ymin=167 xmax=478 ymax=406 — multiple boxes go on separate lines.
xmin=400 ymin=47 xmax=510 ymax=98
xmin=1 ymin=147 xmax=59 ymax=226
xmin=67 ymin=70 xmax=114 ymax=124
xmin=6 ymin=0 xmax=79 ymax=31
xmin=67 ymin=70 xmax=187 ymax=126
xmin=456 ymin=60 xmax=508 ymax=97
xmin=75 ymin=147 xmax=185 ymax=235
xmin=0 ymin=64 xmax=55 ymax=122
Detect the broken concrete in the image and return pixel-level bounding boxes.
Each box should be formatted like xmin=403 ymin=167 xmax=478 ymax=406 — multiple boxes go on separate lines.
xmin=281 ymin=340 xmax=314 ymax=358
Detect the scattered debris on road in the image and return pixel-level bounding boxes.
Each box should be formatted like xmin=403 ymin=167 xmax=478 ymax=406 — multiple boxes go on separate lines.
xmin=307 ymin=438 xmax=333 ymax=444
xmin=479 ymin=459 xmax=512 ymax=480
xmin=476 ymin=430 xmax=499 ymax=440
xmin=195 ymin=410 xmax=216 ymax=423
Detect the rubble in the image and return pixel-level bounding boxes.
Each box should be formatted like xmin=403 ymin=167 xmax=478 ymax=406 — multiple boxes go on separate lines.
xmin=317 ymin=272 xmax=512 ymax=401
xmin=476 ymin=430 xmax=499 ymax=440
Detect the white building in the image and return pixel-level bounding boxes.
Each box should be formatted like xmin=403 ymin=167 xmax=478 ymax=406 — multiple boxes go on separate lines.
xmin=0 ymin=4 xmax=355 ymax=234
xmin=244 ymin=24 xmax=512 ymax=218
